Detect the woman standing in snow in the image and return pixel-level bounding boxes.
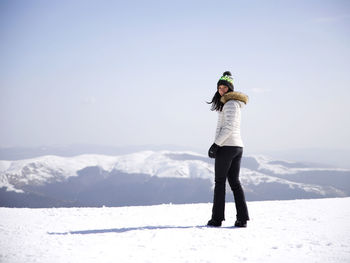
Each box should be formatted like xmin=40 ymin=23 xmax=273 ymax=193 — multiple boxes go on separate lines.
xmin=207 ymin=71 xmax=250 ymax=227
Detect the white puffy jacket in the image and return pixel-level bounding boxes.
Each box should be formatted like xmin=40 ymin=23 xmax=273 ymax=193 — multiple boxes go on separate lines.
xmin=214 ymin=91 xmax=248 ymax=147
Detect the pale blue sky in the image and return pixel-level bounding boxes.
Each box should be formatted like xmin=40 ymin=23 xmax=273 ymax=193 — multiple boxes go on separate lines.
xmin=1 ymin=0 xmax=349 ymax=154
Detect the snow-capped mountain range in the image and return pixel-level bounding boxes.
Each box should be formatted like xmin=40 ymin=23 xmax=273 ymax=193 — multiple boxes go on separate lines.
xmin=1 ymin=151 xmax=349 ymax=207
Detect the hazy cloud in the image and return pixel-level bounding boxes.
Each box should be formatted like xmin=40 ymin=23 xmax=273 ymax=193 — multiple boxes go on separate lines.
xmin=83 ymin=96 xmax=97 ymax=105
xmin=312 ymin=14 xmax=350 ymax=23
xmin=251 ymin=88 xmax=272 ymax=94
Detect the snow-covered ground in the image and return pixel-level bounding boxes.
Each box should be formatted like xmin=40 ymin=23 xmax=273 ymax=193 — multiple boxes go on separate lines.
xmin=1 ymin=198 xmax=350 ymax=263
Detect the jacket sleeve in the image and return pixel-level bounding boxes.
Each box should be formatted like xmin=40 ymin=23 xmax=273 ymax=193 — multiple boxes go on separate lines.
xmin=214 ymin=100 xmax=239 ymax=146
xmin=215 ymin=111 xmax=223 ymax=141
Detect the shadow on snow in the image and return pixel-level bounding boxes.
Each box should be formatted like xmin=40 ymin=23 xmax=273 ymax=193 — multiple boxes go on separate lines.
xmin=48 ymin=225 xmax=238 ymax=235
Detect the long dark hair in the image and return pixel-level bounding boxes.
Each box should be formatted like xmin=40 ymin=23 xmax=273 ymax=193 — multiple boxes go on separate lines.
xmin=208 ymin=71 xmax=234 ymax=111
xmin=207 ymin=91 xmax=224 ymax=111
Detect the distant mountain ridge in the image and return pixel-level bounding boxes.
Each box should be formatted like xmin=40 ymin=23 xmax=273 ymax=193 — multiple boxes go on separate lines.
xmin=1 ymin=151 xmax=349 ymax=207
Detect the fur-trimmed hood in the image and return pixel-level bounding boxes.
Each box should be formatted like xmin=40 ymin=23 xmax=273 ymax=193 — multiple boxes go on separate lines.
xmin=220 ymin=91 xmax=248 ymax=105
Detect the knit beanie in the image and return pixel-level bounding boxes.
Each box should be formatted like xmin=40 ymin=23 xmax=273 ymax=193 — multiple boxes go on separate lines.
xmin=217 ymin=71 xmax=234 ymax=91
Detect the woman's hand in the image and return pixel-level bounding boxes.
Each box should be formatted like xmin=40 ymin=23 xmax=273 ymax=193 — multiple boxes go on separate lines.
xmin=208 ymin=143 xmax=219 ymax=158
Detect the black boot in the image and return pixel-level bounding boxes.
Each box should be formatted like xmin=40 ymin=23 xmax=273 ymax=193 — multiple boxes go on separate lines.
xmin=207 ymin=219 xmax=222 ymax=227
xmin=234 ymin=220 xmax=247 ymax=228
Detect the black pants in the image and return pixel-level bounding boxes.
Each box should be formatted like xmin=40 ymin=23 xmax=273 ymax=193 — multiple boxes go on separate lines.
xmin=211 ymin=146 xmax=249 ymax=222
